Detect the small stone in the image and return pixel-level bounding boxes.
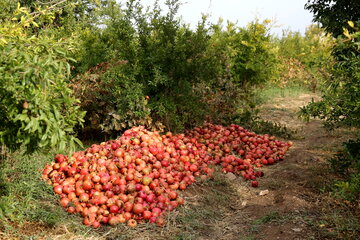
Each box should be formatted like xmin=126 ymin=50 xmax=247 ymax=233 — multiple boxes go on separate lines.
xmin=259 ymin=189 xmax=269 ymax=196
xmin=292 ymin=228 xmax=302 ymax=232
xmin=225 ymin=172 xmax=236 ymax=181
xmin=241 ymin=201 xmax=247 ymax=207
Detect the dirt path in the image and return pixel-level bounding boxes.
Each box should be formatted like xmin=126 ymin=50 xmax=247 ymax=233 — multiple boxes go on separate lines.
xmin=196 ymin=92 xmax=357 ymax=240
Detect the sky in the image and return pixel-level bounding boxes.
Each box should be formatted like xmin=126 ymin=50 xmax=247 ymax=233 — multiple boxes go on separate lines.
xmin=140 ymin=0 xmax=315 ymax=36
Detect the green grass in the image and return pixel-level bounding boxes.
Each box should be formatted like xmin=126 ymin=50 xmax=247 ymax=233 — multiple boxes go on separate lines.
xmin=0 ymin=148 xmax=238 ymax=239
xmin=231 ymin=83 xmax=309 ymax=140
xmin=252 ymin=211 xmax=282 ymax=225
xmin=0 ymin=149 xmax=54 ymax=222
xmin=0 ymin=147 xmax=93 ymax=238
xmin=302 ymin=207 xmax=360 ymax=240
xmin=246 ymin=211 xmax=284 ymax=233
xmin=238 ymin=237 xmax=256 ymax=240
xmin=254 ymin=83 xmax=311 ymax=105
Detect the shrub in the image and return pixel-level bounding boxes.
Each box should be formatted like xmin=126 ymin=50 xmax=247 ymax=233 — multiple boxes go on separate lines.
xmin=330 ymin=139 xmax=360 ymax=201
xmin=302 ymin=2 xmax=360 ymax=201
xmin=0 ymin=4 xmax=85 ymax=153
xmin=71 ymin=61 xmax=163 ymax=136
xmin=70 ymin=1 xmax=280 ymax=135
xmin=300 ymin=22 xmax=360 ymax=129
xmin=274 ymin=25 xmax=333 ymax=91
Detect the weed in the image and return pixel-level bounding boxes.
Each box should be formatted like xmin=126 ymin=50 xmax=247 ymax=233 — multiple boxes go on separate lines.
xmin=239 ymin=237 xmax=256 ymax=240
xmin=329 ymin=138 xmax=360 ymax=202
xmin=311 ymin=209 xmax=360 ymax=240
xmin=253 ymin=211 xmax=282 ymax=225
xmin=0 ymin=148 xmax=92 ymax=238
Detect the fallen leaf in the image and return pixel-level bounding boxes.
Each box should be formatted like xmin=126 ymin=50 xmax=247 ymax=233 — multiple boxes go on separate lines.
xmin=259 ymin=189 xmax=269 ymax=196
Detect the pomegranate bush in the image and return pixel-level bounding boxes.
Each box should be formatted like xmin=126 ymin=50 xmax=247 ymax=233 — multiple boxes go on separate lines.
xmin=42 ymin=124 xmax=292 ymax=228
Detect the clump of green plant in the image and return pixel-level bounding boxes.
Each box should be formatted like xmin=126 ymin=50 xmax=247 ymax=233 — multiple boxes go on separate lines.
xmin=0 ymin=149 xmax=64 ymax=230
xmin=329 ymin=139 xmax=360 ymax=202
xmin=305 ymin=0 xmax=360 ymax=38
xmin=274 ymin=25 xmax=333 ymax=91
xmin=72 ymin=1 xmax=213 ymax=133
xmin=299 ymin=25 xmax=360 ymax=137
xmin=197 ymin=19 xmax=278 ymax=124
xmin=300 ymin=22 xmax=360 ymax=129
xmin=0 ymin=4 xmax=85 ymax=153
xmin=0 ymin=2 xmax=88 ymax=235
xmin=303 ymin=0 xmax=360 ymax=202
xmin=70 ymin=61 xmax=163 ymax=137
xmin=72 ymin=1 xmax=279 ymax=134
xmin=302 ymin=25 xmax=360 ymax=200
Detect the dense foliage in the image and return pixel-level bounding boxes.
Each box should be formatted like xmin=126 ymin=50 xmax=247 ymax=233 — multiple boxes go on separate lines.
xmin=275 ymin=25 xmax=333 ymax=91
xmin=303 ymin=1 xmax=360 ymax=128
xmin=301 ymin=24 xmax=360 ymax=129
xmin=0 ymin=3 xmax=85 ymax=153
xmin=1 ymin=0 xmax=330 ymax=151
xmin=71 ymin=1 xmax=278 ymax=135
xmin=330 ymin=139 xmax=360 ymax=202
xmin=304 ymin=0 xmax=360 ymax=202
xmin=305 ymin=0 xmax=360 ymax=37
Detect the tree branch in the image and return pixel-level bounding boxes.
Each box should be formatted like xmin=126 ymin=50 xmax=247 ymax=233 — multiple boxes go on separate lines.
xmin=30 ymin=0 xmax=69 ymax=17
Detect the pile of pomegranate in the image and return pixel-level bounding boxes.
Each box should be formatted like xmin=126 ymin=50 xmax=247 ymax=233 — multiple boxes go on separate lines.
xmin=42 ymin=123 xmax=292 ymax=228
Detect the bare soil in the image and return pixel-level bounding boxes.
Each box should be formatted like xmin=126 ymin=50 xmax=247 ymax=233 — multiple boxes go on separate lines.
xmin=200 ymin=92 xmax=359 ymax=240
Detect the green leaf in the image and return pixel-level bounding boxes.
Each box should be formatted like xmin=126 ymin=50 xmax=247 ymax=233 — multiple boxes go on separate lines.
xmin=24 ymin=118 xmax=35 ymax=131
